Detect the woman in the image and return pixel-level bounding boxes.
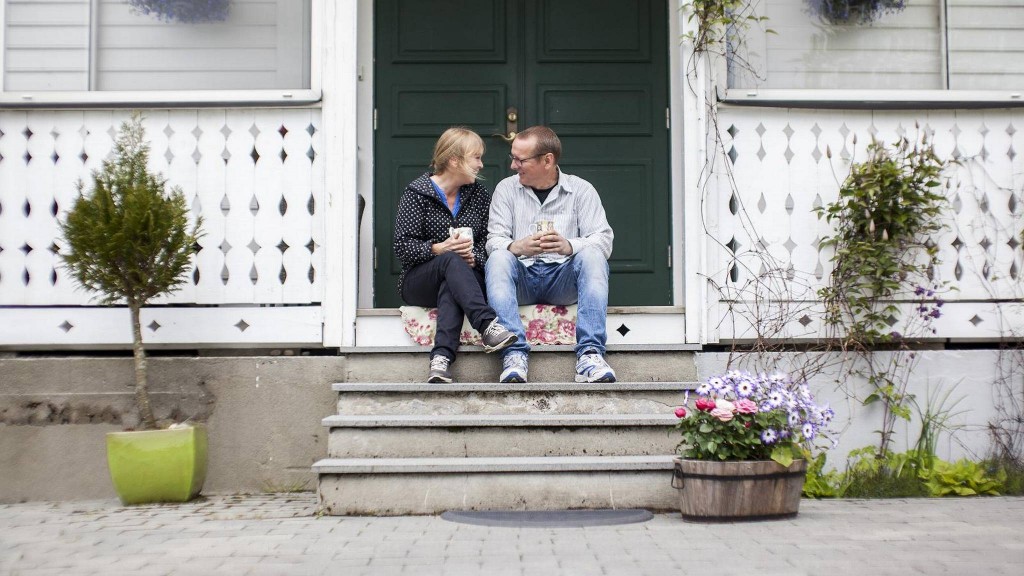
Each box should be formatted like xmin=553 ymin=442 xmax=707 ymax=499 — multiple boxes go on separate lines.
xmin=394 ymin=126 xmax=517 ymax=383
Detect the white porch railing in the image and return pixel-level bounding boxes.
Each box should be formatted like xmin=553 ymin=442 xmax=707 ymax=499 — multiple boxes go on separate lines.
xmin=711 ymin=107 xmax=1024 ymax=342
xmin=0 ymin=108 xmax=325 ymax=348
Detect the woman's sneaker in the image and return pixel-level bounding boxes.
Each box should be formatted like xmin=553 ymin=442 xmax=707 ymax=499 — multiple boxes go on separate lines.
xmin=481 ymin=318 xmax=517 ymax=353
xmin=500 ymin=351 xmax=529 ymax=383
xmin=427 ymin=355 xmax=453 ymax=383
xmin=575 ymin=353 xmax=616 ymax=383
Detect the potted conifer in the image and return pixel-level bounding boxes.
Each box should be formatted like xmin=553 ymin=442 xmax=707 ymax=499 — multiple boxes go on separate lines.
xmin=60 ymin=113 xmax=206 ymax=505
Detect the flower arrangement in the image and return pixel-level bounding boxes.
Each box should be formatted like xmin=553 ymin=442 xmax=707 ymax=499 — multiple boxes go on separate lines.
xmin=127 ymin=0 xmax=231 ymax=24
xmin=806 ymin=0 xmax=906 ymax=26
xmin=674 ymin=370 xmax=837 ymax=466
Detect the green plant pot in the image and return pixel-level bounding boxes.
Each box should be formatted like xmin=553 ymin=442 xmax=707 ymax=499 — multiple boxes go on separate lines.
xmin=106 ymin=425 xmax=208 ymax=505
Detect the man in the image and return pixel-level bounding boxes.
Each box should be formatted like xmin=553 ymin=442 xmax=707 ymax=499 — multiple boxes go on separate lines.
xmin=485 ymin=126 xmax=615 ymax=383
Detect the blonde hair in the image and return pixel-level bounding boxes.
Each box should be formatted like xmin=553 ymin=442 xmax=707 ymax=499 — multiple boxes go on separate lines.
xmin=430 ymin=126 xmax=485 ymax=178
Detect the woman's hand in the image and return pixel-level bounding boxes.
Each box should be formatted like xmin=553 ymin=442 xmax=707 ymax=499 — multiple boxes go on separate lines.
xmin=431 ymin=235 xmax=476 ymax=267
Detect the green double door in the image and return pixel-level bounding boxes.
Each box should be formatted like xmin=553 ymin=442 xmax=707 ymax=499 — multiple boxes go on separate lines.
xmin=374 ymin=0 xmax=671 ymax=307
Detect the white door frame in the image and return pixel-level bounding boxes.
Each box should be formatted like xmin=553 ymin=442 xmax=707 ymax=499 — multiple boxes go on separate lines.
xmin=347 ymin=0 xmax=698 ymax=345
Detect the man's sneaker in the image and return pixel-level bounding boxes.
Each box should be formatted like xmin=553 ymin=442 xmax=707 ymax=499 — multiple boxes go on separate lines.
xmin=500 ymin=351 xmax=529 ymax=383
xmin=575 ymin=353 xmax=616 ymax=383
xmin=481 ymin=318 xmax=517 ymax=353
xmin=427 ymin=355 xmax=453 ymax=383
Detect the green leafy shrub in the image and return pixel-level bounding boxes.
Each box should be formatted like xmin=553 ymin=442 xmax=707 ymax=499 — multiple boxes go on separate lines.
xmin=920 ymin=459 xmax=1004 ymax=497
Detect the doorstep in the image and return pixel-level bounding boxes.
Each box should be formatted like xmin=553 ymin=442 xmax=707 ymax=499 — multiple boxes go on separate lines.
xmin=353 ymin=306 xmax=690 ymax=348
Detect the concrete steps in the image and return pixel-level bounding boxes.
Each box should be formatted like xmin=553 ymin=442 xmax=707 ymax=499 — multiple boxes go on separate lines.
xmin=314 ymin=351 xmax=696 ymax=515
xmin=315 ymin=455 xmax=678 ymax=515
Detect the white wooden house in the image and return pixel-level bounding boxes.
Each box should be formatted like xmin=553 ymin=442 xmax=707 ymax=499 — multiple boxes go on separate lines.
xmin=1 ymin=1 xmax=1022 ymax=503
xmin=1 ymin=0 xmax=1020 ymax=351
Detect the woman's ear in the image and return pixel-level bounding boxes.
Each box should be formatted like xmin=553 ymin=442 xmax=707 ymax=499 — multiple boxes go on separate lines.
xmin=448 ymin=155 xmax=461 ymax=171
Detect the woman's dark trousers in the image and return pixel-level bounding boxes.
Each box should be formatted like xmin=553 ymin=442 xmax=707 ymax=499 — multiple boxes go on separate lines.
xmin=401 ymin=252 xmax=496 ymax=361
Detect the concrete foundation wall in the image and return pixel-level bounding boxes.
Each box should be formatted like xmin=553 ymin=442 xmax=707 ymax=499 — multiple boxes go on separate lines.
xmin=696 ymin=350 xmax=1022 ymax=466
xmin=0 ymin=356 xmax=343 ymax=503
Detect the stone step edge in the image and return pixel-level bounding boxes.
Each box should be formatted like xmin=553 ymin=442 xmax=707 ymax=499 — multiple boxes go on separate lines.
xmin=331 ymin=382 xmax=696 ymax=392
xmin=322 ymin=414 xmax=680 ymax=428
xmin=313 ymin=455 xmax=676 ymax=474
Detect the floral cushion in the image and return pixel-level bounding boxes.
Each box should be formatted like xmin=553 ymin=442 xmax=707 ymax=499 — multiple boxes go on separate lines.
xmin=400 ymin=304 xmax=577 ymax=346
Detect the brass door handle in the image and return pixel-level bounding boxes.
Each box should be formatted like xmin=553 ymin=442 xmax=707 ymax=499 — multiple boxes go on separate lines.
xmin=493 ymin=106 xmax=519 ymax=144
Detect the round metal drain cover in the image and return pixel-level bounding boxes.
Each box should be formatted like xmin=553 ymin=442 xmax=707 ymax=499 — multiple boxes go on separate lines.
xmin=440 ymin=509 xmax=653 ymax=528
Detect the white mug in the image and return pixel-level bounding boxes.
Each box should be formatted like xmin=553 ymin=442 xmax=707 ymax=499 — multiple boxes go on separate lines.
xmin=449 ymin=226 xmax=473 ymax=245
xmin=531 ymin=220 xmax=555 ymax=235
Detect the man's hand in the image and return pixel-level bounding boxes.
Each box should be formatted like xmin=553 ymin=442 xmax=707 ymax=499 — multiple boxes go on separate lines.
xmin=511 ymin=231 xmax=572 ymax=257
xmin=432 ymin=235 xmax=476 ymax=267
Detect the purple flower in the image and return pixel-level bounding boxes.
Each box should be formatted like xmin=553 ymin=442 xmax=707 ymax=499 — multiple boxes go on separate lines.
xmin=761 ymin=429 xmax=778 ymax=445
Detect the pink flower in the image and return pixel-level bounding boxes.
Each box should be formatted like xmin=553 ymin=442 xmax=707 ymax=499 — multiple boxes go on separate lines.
xmin=539 ymin=331 xmax=557 ymax=343
xmin=552 ymin=306 xmax=569 ymax=315
xmin=695 ymin=398 xmax=716 ymax=412
xmin=710 ymin=407 xmax=734 ymax=422
xmin=714 ymin=399 xmax=735 ymax=413
xmin=734 ymin=399 xmax=758 ymax=414
xmin=525 ymin=329 xmax=541 ymax=342
xmin=528 ymin=319 xmax=546 ymax=331
xmin=674 ymin=406 xmax=687 ymax=418
xmin=428 ymin=309 xmax=438 ymax=320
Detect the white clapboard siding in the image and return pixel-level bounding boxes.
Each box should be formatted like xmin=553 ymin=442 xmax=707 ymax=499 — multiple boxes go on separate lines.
xmin=3 ymin=0 xmax=90 ymax=91
xmin=948 ymin=0 xmax=1024 ymax=90
xmin=735 ymin=0 xmax=1024 ymax=92
xmin=96 ymin=0 xmax=310 ymax=91
xmin=2 ymin=0 xmax=310 ymax=92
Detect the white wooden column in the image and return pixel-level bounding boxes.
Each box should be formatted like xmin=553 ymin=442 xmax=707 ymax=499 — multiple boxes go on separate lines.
xmin=680 ymin=1 xmax=718 ymax=345
xmin=321 ymin=0 xmax=359 ymax=347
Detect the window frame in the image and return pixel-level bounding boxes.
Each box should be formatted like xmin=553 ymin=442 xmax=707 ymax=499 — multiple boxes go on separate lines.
xmin=0 ymin=0 xmax=322 ymax=108
xmin=721 ymin=89 xmax=1024 ymax=109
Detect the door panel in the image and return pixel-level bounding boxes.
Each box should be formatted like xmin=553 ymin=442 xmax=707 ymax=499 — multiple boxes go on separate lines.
xmin=375 ymin=0 xmax=670 ymax=307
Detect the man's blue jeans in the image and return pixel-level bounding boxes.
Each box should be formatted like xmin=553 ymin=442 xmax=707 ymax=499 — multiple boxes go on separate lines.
xmin=485 ymin=246 xmax=609 ymax=358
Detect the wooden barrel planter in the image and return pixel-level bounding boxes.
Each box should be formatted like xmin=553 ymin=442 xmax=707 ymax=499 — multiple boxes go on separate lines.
xmin=672 ymin=457 xmax=807 ymax=522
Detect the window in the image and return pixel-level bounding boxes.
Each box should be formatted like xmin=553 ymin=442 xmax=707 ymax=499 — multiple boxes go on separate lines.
xmin=729 ymin=0 xmax=1024 ymax=92
xmin=2 ymin=0 xmax=312 ymax=93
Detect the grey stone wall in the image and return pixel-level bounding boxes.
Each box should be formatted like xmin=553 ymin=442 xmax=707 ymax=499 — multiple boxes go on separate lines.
xmin=0 ymin=356 xmax=343 ymax=502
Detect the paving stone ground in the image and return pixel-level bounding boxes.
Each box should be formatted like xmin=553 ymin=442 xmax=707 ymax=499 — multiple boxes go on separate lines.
xmin=1 ymin=494 xmax=1022 ymax=575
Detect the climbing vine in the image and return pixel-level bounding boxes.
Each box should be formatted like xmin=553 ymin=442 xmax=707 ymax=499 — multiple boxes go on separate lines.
xmin=815 ymin=134 xmax=952 ymax=455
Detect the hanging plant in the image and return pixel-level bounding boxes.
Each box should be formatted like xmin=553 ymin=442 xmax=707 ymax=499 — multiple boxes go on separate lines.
xmin=127 ymin=0 xmax=231 ymax=24
xmin=806 ymin=0 xmax=906 ymax=26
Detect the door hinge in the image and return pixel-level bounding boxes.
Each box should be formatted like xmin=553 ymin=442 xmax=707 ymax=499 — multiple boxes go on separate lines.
xmin=374 ymin=246 xmax=378 ymax=270
xmin=373 ymin=108 xmax=378 ymax=131
xmin=667 ymin=244 xmax=672 ymax=268
xmin=666 ymin=108 xmax=671 ymax=130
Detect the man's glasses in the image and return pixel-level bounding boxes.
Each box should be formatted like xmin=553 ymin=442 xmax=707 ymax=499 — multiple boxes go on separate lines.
xmin=508 ymin=152 xmax=546 ymax=165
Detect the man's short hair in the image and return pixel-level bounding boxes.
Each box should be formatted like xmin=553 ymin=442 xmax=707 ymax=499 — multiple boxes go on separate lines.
xmin=516 ymin=126 xmax=561 ymax=163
